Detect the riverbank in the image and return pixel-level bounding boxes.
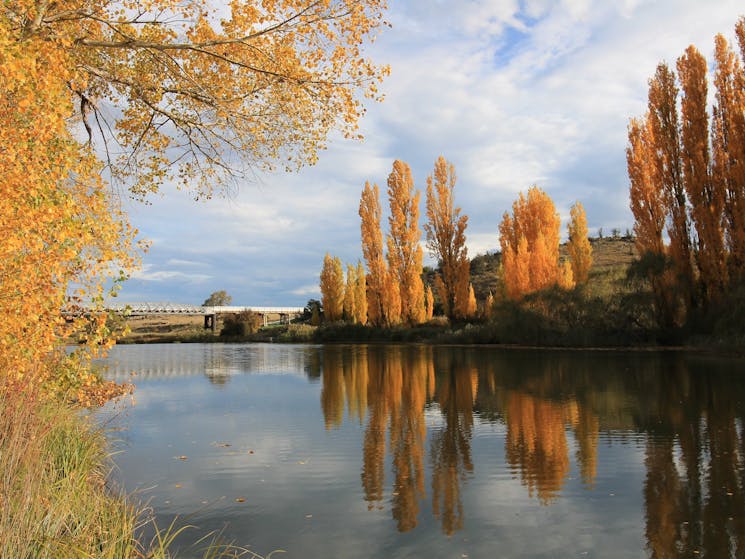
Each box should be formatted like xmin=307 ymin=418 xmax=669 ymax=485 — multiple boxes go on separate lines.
xmin=0 ymin=387 xmax=143 ymax=558
xmin=113 ymin=314 xmax=744 ymax=356
xmin=0 ymin=381 xmax=266 ymax=558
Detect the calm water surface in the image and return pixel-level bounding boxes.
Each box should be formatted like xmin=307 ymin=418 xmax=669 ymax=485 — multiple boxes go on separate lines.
xmin=97 ymin=343 xmax=745 ymax=558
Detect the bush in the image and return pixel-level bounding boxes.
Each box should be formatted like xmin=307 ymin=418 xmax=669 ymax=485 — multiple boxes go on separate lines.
xmin=220 ymin=310 xmax=261 ymax=337
xmin=278 ymin=323 xmax=317 ymax=342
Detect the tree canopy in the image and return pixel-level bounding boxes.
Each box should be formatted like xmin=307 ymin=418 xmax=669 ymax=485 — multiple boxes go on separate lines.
xmin=203 ymin=290 xmax=232 ymax=306
xmin=6 ymin=0 xmax=390 ymax=199
xmin=1 ymin=0 xmax=389 ymax=393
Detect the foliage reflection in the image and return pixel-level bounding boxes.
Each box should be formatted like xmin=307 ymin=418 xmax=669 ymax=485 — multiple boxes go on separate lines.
xmin=317 ymin=345 xmax=745 ymax=557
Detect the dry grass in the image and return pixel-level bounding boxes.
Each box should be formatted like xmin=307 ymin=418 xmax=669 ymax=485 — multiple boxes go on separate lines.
xmin=0 ymin=381 xmax=275 ymax=558
xmin=120 ymin=314 xmax=215 ymax=343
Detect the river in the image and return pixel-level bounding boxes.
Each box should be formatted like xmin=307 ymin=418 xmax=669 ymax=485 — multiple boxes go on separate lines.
xmin=97 ymin=343 xmax=745 ymax=558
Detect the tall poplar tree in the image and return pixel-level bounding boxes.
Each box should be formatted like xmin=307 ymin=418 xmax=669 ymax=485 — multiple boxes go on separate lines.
xmin=424 ymin=156 xmax=470 ymax=320
xmin=648 ymin=63 xmax=694 ymax=305
xmin=566 ymin=202 xmax=592 ymax=285
xmin=678 ymin=45 xmax=726 ymax=302
xmin=320 ymin=253 xmax=345 ymax=322
xmin=627 ymin=116 xmax=677 ymax=328
xmin=360 ymin=182 xmax=393 ymax=326
xmin=712 ymin=33 xmax=745 ymax=281
xmin=386 ymin=160 xmax=425 ymax=324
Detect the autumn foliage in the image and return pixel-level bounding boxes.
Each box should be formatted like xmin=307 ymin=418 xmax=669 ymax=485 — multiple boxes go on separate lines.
xmin=2 ymin=0 xmax=390 ymax=397
xmin=566 ymin=202 xmax=592 ymax=285
xmin=627 ymin=18 xmax=745 ymax=326
xmin=0 ymin=13 xmax=135 ymax=394
xmin=3 ymin=0 xmax=390 ymax=199
xmin=320 ymin=254 xmax=345 ymax=321
xmin=387 ymin=160 xmax=426 ymax=325
xmin=424 ymin=156 xmax=472 ymax=320
xmin=360 ymin=181 xmax=399 ymax=326
xmin=499 ymin=186 xmax=572 ymax=300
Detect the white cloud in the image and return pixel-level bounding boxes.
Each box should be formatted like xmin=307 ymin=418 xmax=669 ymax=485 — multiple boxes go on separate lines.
xmin=131 ymin=264 xmax=212 ymax=283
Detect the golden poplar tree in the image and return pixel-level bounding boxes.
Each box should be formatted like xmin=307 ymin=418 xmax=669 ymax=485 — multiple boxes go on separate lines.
xmin=360 ymin=182 xmax=386 ymax=325
xmin=566 ymin=202 xmax=592 ymax=284
xmin=344 ymin=264 xmax=357 ymax=322
xmin=424 ymin=156 xmax=470 ymax=320
xmin=713 ymin=32 xmax=745 ymax=282
xmin=466 ymin=285 xmax=477 ymax=318
xmin=647 ymin=63 xmax=694 ymax=305
xmin=628 ymin=117 xmax=667 ymax=256
xmin=354 ymin=262 xmax=369 ymax=326
xmin=627 ymin=115 xmax=677 ymax=327
xmin=499 ymin=187 xmax=563 ymax=299
xmin=386 ymin=160 xmax=426 ymax=325
xmin=678 ymin=45 xmax=726 ymax=302
xmin=425 ymin=285 xmax=435 ymax=321
xmin=320 ymin=253 xmax=345 ymax=322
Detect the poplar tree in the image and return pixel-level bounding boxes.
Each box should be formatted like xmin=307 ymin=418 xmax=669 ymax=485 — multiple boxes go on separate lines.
xmin=628 ymin=117 xmax=667 ymax=256
xmin=360 ymin=182 xmax=392 ymax=326
xmin=320 ymin=253 xmax=345 ymax=322
xmin=678 ymin=45 xmax=726 ymax=301
xmin=354 ymin=262 xmax=369 ymax=326
xmin=466 ymin=285 xmax=477 ymax=319
xmin=627 ymin=116 xmax=677 ymax=327
xmin=712 ymin=32 xmax=745 ymax=281
xmin=386 ymin=160 xmax=426 ymax=325
xmin=424 ymin=156 xmax=470 ymax=320
xmin=566 ymin=202 xmax=593 ymax=285
xmin=425 ymin=285 xmax=435 ymax=321
xmin=499 ymin=186 xmax=565 ymax=299
xmin=647 ymin=63 xmax=694 ymax=305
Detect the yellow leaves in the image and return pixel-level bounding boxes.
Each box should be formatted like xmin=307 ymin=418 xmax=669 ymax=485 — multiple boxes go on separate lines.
xmin=0 ymin=18 xmax=137 ymax=392
xmin=3 ymin=0 xmax=389 ymax=200
xmin=566 ymin=202 xmax=591 ymax=285
xmin=424 ymin=156 xmax=470 ymax=321
xmin=386 ymin=160 xmax=425 ymax=325
xmin=499 ymin=186 xmax=563 ymax=300
xmin=319 ymin=253 xmax=345 ymax=322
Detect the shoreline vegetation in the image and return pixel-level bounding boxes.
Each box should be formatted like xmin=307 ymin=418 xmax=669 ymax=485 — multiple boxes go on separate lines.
xmin=115 ymin=238 xmax=744 ymax=356
xmin=0 ymin=379 xmax=274 ymax=559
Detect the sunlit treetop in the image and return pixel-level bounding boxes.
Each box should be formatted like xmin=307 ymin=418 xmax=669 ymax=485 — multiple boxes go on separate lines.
xmin=5 ymin=0 xmax=390 ymax=199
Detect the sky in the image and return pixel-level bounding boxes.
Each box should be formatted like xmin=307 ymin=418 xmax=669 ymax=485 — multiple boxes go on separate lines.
xmin=116 ymin=0 xmax=745 ymax=307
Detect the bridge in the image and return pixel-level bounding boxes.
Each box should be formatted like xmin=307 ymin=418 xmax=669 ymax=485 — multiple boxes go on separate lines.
xmin=104 ymin=302 xmax=305 ymax=330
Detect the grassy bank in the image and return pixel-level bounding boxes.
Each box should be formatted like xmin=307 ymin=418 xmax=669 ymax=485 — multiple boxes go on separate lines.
xmin=0 ymin=384 xmax=263 ymax=558
xmin=0 ymin=387 xmax=141 ymax=558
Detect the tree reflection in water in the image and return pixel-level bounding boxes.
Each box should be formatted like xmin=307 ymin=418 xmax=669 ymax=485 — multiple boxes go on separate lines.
xmin=317 ymin=345 xmax=745 ymax=556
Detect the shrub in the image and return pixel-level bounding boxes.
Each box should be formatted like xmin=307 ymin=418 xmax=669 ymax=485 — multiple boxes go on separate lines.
xmin=220 ymin=310 xmax=262 ymax=337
